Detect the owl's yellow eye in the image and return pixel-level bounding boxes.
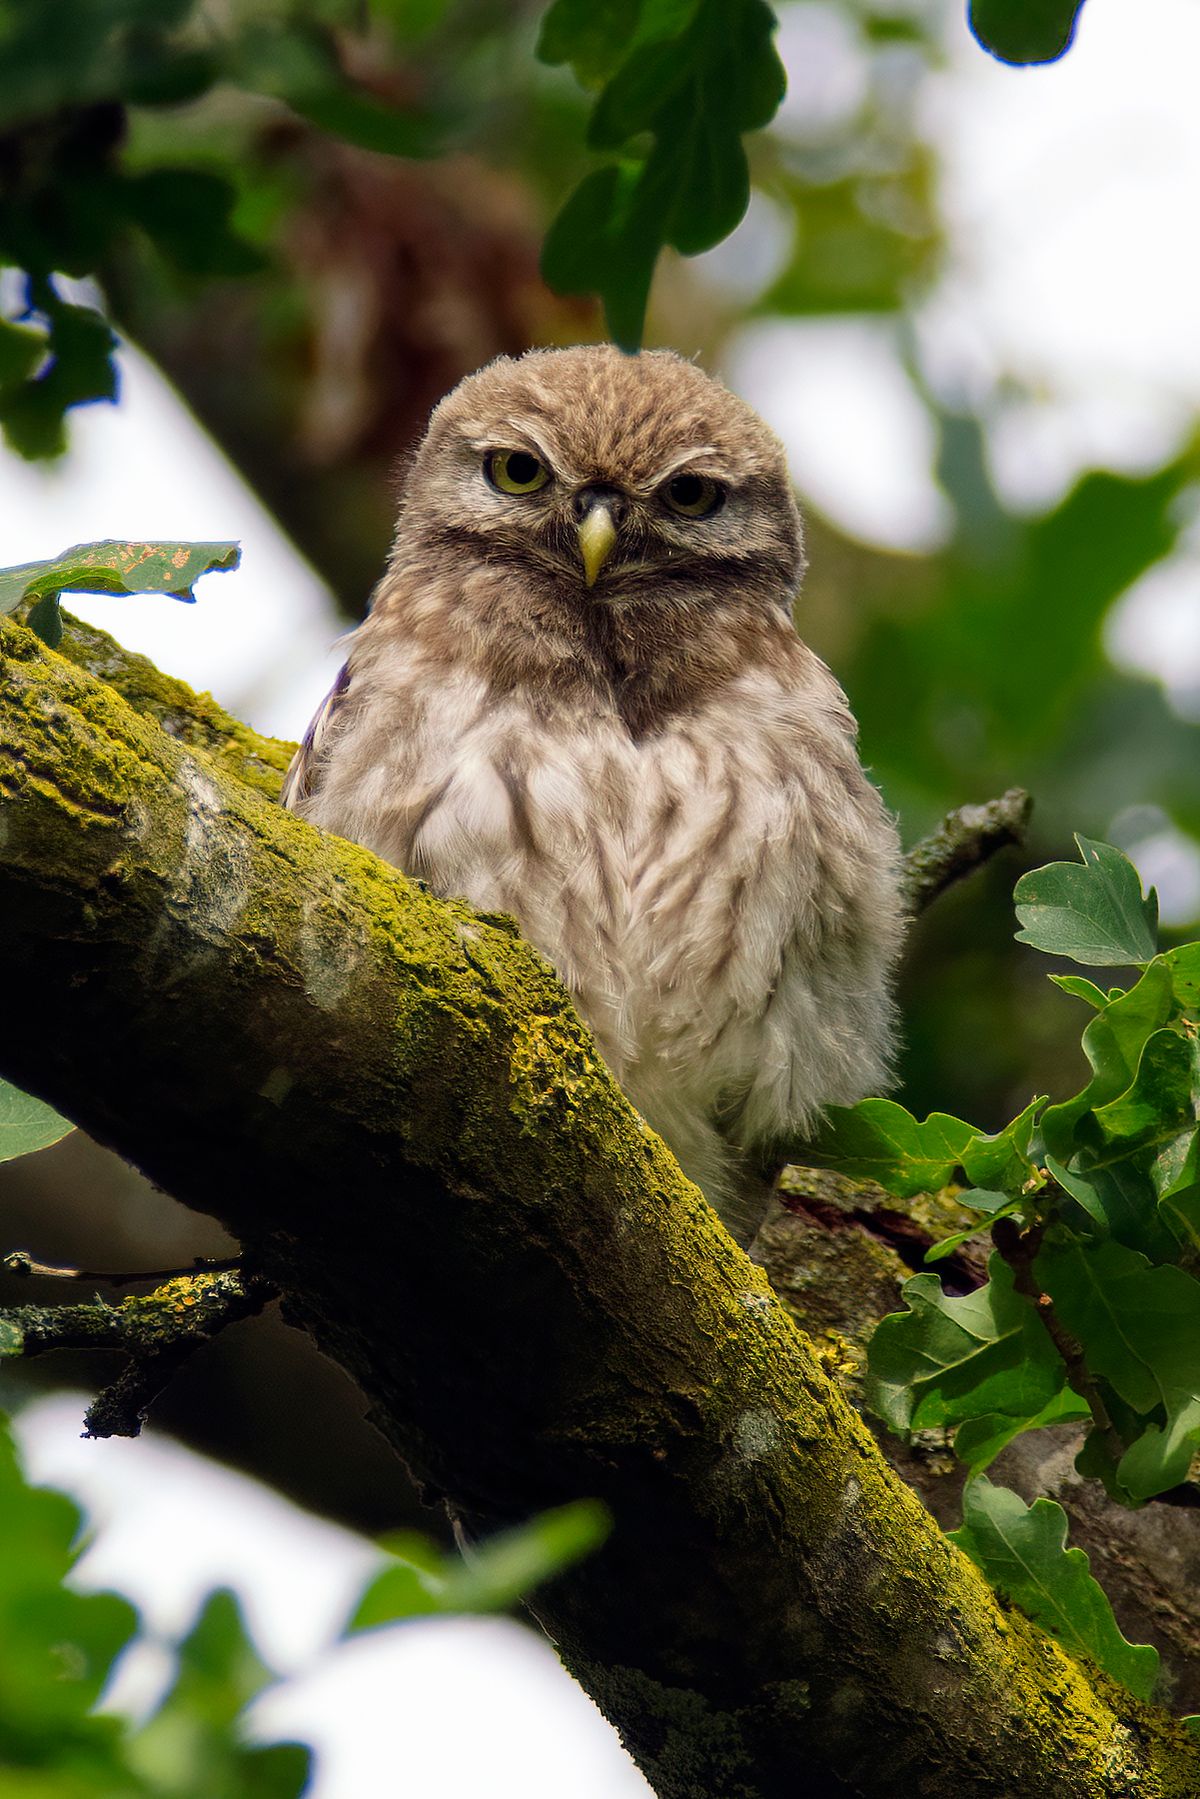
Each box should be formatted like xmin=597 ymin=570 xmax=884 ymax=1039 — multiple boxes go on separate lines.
xmin=661 ymin=472 xmax=724 ymax=518
xmin=485 ymin=449 xmax=551 ymax=495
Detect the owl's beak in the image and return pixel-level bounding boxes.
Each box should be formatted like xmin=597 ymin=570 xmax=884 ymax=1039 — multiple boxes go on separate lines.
xmin=577 ymin=504 xmax=618 ymax=588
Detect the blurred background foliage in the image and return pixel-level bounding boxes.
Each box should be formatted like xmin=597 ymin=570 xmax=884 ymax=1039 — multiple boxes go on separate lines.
xmin=0 ymin=1404 xmax=603 ymax=1796
xmin=1 ymin=0 xmax=1197 ymax=1551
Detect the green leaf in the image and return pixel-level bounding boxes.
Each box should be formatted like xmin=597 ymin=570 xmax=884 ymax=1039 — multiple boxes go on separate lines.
xmin=1152 ymin=1128 xmax=1200 ymax=1249
xmin=349 ymin=1501 xmax=609 ymax=1633
xmin=949 ymin=1477 xmax=1157 ymax=1699
xmin=923 ymin=1190 xmax=1021 ymax=1264
xmin=541 ymin=0 xmax=785 ymax=346
xmin=0 ymin=1317 xmax=23 ymax=1356
xmin=0 ymin=293 xmax=117 ymax=460
xmin=1035 ymin=1235 xmax=1200 ymax=1497
xmin=1039 ymin=959 xmax=1175 ymax=1163
xmin=0 ymin=1078 xmax=73 ymax=1163
xmin=1116 ymin=1398 xmax=1200 ymax=1505
xmin=1048 ymin=973 xmax=1110 ymax=1010
xmin=438 ymin=1500 xmax=611 ymax=1613
xmin=953 ymin=1389 xmax=1091 ymax=1474
xmin=1092 ymin=1027 xmax=1197 ymax=1155
xmin=128 ymin=1589 xmax=311 ymax=1796
xmin=1044 ymin=1153 xmax=1108 ymax=1229
xmin=802 ymin=1098 xmax=974 ymax=1199
xmin=960 ymin=1097 xmax=1045 ymax=1195
xmin=123 ymin=168 xmax=266 ymax=278
xmin=0 ymin=315 xmax=46 ymax=391
xmin=867 ymin=1253 xmax=1067 ymax=1435
xmin=230 ymin=19 xmax=438 ymax=160
xmin=0 ymin=1417 xmax=138 ymax=1759
xmin=1165 ymin=941 xmax=1200 ymax=1013
xmin=968 ymin=0 xmax=1087 ymax=66
xmin=1014 ymin=836 xmax=1158 ymax=967
xmin=1050 ymin=1155 xmax=1177 ymax=1263
xmin=536 ymin=0 xmax=643 ymax=85
xmin=541 ymin=162 xmax=658 ymax=351
xmin=0 ymin=540 xmax=241 ymax=641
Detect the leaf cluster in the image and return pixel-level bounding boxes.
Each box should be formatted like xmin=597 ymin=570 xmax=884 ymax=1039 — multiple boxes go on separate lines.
xmin=0 ymin=1411 xmax=309 ymax=1797
xmin=536 ymin=0 xmax=786 ymax=347
xmin=0 ymin=0 xmax=438 ymax=457
xmin=0 ymin=1399 xmax=605 ymax=1795
xmin=807 ymin=836 xmax=1200 ymax=1706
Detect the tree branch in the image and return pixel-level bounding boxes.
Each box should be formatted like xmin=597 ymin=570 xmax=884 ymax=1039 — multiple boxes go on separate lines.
xmin=902 ymin=787 xmax=1034 ymax=912
xmin=1 ymin=1268 xmax=274 ymax=1437
xmin=2 ymin=618 xmax=1195 ymax=1796
xmin=51 ymin=611 xmax=294 ymax=799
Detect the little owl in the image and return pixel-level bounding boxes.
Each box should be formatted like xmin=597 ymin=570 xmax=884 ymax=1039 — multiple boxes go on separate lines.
xmin=283 ymin=346 xmax=904 ymax=1245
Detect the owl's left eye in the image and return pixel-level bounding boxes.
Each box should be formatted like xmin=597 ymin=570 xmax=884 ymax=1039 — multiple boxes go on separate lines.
xmin=485 ymin=449 xmax=551 ymax=495
xmin=661 ymin=472 xmax=724 ymax=518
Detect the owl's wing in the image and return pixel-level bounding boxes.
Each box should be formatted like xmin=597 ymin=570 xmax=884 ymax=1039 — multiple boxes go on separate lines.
xmin=279 ymin=659 xmax=352 ymax=810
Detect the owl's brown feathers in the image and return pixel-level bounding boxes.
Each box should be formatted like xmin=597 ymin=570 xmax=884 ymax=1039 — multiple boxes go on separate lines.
xmin=285 ymin=345 xmax=904 ymax=1243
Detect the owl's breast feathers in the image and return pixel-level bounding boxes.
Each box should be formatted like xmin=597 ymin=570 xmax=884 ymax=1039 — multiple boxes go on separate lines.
xmin=285 ymin=590 xmax=903 ymax=1242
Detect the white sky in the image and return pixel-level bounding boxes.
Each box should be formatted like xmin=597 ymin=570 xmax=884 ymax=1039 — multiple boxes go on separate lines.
xmin=4 ymin=2 xmax=1200 ymax=1790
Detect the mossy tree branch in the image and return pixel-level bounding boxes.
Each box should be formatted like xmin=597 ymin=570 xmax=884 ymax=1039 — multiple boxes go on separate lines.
xmin=901 ymin=786 xmax=1034 ymax=912
xmin=1 ymin=616 xmax=1192 ymax=1799
xmin=1 ymin=1268 xmax=274 ymax=1438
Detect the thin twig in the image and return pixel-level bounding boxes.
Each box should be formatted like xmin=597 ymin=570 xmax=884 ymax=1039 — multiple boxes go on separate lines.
xmin=3 ymin=1250 xmax=242 ymax=1287
xmin=991 ymin=1216 xmax=1127 ymax=1472
xmin=902 ymin=788 xmax=1033 ymax=914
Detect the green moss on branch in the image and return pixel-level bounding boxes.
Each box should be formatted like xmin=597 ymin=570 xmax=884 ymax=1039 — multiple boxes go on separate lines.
xmin=0 ymin=616 xmax=1195 ymax=1797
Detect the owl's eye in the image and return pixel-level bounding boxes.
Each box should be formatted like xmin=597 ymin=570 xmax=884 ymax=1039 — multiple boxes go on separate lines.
xmin=661 ymin=472 xmax=724 ymax=518
xmin=485 ymin=449 xmax=551 ymax=495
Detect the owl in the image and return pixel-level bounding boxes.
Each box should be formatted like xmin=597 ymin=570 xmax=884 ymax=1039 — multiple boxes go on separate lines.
xmin=283 ymin=346 xmax=904 ymax=1245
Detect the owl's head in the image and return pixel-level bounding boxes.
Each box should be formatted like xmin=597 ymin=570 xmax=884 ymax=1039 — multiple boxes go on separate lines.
xmin=395 ymin=346 xmax=804 ymax=613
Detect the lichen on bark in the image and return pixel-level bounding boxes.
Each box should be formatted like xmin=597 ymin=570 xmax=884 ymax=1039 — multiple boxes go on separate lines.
xmin=1 ymin=614 xmax=1198 ymax=1798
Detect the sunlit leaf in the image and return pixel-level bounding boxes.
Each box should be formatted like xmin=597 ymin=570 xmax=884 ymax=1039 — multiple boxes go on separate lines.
xmin=923 ymin=1191 xmax=1020 ymax=1264
xmin=1048 ymin=974 xmax=1110 ymax=1010
xmin=0 ymin=1079 xmax=73 ymax=1163
xmin=127 ymin=1589 xmax=311 ymax=1796
xmin=1092 ymin=1027 xmax=1197 ymax=1154
xmin=953 ymin=1389 xmax=1090 ymax=1474
xmin=960 ymin=1097 xmax=1045 ymax=1194
xmin=0 ymin=1418 xmax=137 ymax=1760
xmin=802 ymin=1098 xmax=973 ymax=1198
xmin=950 ymin=1477 xmax=1157 ymax=1698
xmin=0 ymin=316 xmax=46 ymax=391
xmin=0 ymin=540 xmax=241 ymax=646
xmin=1165 ymin=942 xmax=1200 ymax=1012
xmin=537 ymin=0 xmax=643 ymax=85
xmin=1039 ymin=959 xmax=1175 ymax=1163
xmin=867 ymin=1253 xmax=1067 ymax=1434
xmin=0 ymin=293 xmax=117 ymax=460
xmin=1014 ymin=836 xmax=1158 ymax=967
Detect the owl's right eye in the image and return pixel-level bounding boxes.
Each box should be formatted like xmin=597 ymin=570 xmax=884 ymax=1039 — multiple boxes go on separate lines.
xmin=485 ymin=450 xmax=551 ymax=495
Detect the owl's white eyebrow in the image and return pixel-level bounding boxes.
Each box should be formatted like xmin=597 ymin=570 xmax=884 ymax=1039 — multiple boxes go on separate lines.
xmin=649 ymin=446 xmax=722 ymax=482
xmin=466 ymin=431 xmax=554 ymax=463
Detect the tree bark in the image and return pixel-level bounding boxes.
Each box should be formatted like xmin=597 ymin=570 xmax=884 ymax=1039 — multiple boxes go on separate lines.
xmin=1 ymin=615 xmax=1197 ymax=1799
